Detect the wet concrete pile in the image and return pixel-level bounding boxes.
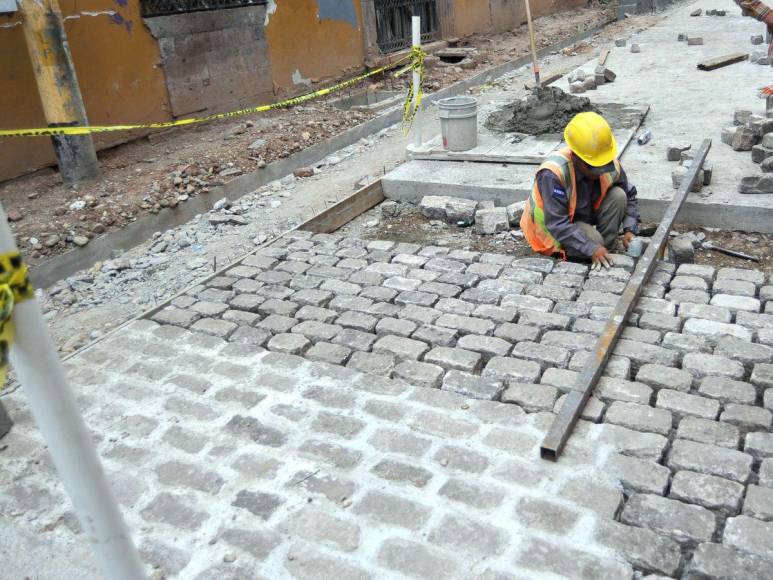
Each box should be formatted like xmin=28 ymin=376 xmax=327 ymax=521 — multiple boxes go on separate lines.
xmin=485 ymin=86 xmax=599 ymax=135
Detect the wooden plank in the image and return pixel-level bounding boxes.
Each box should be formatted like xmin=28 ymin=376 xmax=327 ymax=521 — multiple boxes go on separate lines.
xmin=599 ymin=47 xmax=610 ymax=65
xmin=539 ymin=139 xmax=713 ymax=462
xmin=697 ymin=52 xmax=748 ymax=71
xmin=525 ymin=72 xmax=562 ymax=90
xmin=299 ymin=180 xmax=385 ymax=234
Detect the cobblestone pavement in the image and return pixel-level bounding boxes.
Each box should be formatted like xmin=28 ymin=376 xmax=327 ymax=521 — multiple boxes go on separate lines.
xmin=1 ymin=230 xmax=773 ymax=579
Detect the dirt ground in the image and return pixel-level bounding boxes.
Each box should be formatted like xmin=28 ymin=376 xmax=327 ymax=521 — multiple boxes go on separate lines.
xmin=341 ymin=204 xmax=773 ymax=277
xmin=0 ymin=3 xmax=617 ymax=266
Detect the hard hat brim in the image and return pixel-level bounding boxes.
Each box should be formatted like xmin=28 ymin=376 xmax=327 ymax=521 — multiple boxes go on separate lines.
xmin=563 ymin=128 xmax=618 ymax=167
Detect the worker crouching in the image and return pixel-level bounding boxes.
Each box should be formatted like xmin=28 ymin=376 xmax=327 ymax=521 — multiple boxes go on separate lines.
xmin=520 ymin=112 xmax=641 ymax=269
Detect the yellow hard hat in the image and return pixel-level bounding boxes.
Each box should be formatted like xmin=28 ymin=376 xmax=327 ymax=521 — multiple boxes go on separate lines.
xmin=564 ymin=112 xmax=617 ymax=167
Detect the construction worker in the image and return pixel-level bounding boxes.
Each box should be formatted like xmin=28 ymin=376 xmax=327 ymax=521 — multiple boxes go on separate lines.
xmin=520 ymin=111 xmax=640 ymax=269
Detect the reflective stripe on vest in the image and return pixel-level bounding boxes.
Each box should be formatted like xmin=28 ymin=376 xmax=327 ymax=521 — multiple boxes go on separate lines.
xmin=520 ymin=148 xmax=621 ymax=256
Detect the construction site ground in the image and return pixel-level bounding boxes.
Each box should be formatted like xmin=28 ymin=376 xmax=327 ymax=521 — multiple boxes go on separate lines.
xmin=0 ymin=4 xmax=614 ymax=266
xmin=2 ymin=1 xmax=773 ymax=579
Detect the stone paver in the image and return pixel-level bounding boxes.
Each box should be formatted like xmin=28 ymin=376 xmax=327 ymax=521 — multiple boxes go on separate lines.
xmin=13 ymin=230 xmax=773 ymax=577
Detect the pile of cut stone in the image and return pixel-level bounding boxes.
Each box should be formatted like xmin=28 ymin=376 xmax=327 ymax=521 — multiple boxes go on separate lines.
xmin=567 ymin=65 xmax=618 ymax=94
xmin=667 ymin=143 xmax=712 ymax=194
xmin=750 ymin=34 xmax=771 ymax=65
xmin=722 ymin=109 xmax=773 ymax=193
xmin=419 ymin=195 xmax=525 ymax=235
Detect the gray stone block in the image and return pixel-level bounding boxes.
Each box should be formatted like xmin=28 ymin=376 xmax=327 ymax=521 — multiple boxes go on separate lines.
xmin=306 ymin=342 xmax=351 ymax=366
xmin=441 ymin=370 xmax=504 ymax=401
xmin=394 ymin=361 xmax=444 ymax=389
xmin=332 ymin=328 xmax=378 ymax=352
xmin=676 ymin=416 xmax=740 ymax=449
xmin=423 ymin=346 xmax=482 ymax=373
xmin=724 ymin=515 xmax=773 ymax=559
xmin=353 ymin=491 xmax=431 ymax=530
xmin=744 ymin=485 xmax=773 ymax=521
xmin=669 ymin=470 xmax=744 ymax=513
xmin=456 ymin=335 xmax=512 ymax=358
xmin=656 ymin=389 xmax=719 ymax=420
xmin=594 ymin=520 xmax=681 ymax=577
xmin=605 ymin=401 xmax=672 ymax=435
xmin=605 ymin=453 xmax=670 ymax=495
xmin=687 ymin=542 xmax=773 ymax=580
xmin=698 ymin=376 xmax=756 ymax=405
xmin=668 ymin=439 xmax=752 ymax=483
xmin=597 ymin=423 xmax=669 ymax=461
xmin=621 ymin=493 xmax=716 ymax=544
xmin=501 ymin=383 xmax=558 ymax=412
xmin=720 ymin=404 xmax=772 ymax=431
xmin=682 ymin=352 xmax=745 ymax=380
xmin=372 ymin=335 xmax=429 ymax=361
xmin=636 ymin=363 xmax=693 ymax=391
xmin=346 ymin=351 xmax=395 ymax=376
xmin=511 ymin=341 xmax=570 ymax=368
xmin=745 ymin=432 xmax=773 ymax=459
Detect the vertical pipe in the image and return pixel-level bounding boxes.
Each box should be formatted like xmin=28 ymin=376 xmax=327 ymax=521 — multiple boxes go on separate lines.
xmin=0 ymin=203 xmax=144 ymax=580
xmin=412 ymin=15 xmax=422 ymax=148
xmin=523 ymin=0 xmax=540 ymax=87
xmin=18 ymin=0 xmax=99 ymax=184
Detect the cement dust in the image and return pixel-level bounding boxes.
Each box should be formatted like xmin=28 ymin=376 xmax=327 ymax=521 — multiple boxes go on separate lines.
xmin=484 ymin=86 xmax=599 ymax=135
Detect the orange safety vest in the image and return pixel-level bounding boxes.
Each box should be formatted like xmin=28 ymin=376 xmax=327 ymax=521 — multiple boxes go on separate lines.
xmin=520 ymin=147 xmax=621 ymax=257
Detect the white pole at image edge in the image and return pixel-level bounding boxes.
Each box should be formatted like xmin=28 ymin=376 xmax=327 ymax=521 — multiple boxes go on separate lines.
xmin=0 ymin=203 xmax=146 ymax=580
xmin=412 ymin=15 xmax=422 ymax=148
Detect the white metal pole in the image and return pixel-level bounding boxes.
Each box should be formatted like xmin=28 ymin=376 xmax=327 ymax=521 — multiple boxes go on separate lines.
xmin=0 ymin=204 xmax=145 ymax=580
xmin=412 ymin=15 xmax=422 ymax=148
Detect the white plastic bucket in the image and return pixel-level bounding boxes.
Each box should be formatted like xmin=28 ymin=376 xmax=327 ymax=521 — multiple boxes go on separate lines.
xmin=438 ymin=96 xmax=478 ymax=151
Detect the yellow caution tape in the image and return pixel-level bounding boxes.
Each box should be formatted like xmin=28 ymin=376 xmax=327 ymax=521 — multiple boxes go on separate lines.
xmin=395 ymin=46 xmax=427 ymax=134
xmin=0 ymin=251 xmax=34 ymax=387
xmin=0 ymin=52 xmax=421 ymax=138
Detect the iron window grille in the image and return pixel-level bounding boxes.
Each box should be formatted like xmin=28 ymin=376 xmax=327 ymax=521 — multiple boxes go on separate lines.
xmin=375 ymin=0 xmax=439 ymax=53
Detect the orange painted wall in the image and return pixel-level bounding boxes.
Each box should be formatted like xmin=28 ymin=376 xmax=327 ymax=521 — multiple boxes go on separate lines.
xmin=450 ymin=0 xmax=585 ymax=37
xmin=265 ymin=0 xmax=365 ymax=95
xmin=0 ymin=0 xmax=170 ymax=182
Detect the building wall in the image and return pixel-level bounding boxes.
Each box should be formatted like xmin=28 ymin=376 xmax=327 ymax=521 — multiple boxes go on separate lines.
xmin=265 ymin=0 xmax=365 ymax=96
xmin=144 ymin=6 xmax=274 ymax=117
xmin=0 ymin=0 xmax=171 ymax=182
xmin=0 ymin=0 xmax=587 ymax=182
xmin=450 ymin=0 xmax=586 ymax=37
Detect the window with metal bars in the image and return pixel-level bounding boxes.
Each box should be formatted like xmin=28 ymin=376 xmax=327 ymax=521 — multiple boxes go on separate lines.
xmin=374 ymin=0 xmax=439 ymax=53
xmin=141 ymin=0 xmax=266 ymax=18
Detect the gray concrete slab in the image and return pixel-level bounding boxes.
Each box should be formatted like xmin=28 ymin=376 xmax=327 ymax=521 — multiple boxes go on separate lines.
xmin=384 ymin=0 xmax=773 ymax=232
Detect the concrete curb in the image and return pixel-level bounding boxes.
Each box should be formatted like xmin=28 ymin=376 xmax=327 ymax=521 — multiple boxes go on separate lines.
xmin=29 ymin=18 xmax=615 ymax=290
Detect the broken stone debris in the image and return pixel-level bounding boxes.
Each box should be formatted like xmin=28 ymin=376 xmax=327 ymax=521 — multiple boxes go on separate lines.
xmin=419 ymin=196 xmax=477 ymax=225
xmin=418 ymin=196 xmax=522 ymax=233
xmin=380 ymin=200 xmax=400 ymax=218
xmin=630 ymin=44 xmax=641 ymax=53
xmin=671 ymin=165 xmax=704 ymax=192
xmin=762 ymin=157 xmax=773 ymax=173
xmin=474 ymin=208 xmax=509 ymax=235
xmin=739 ymin=175 xmax=773 ymax=194
xmin=690 ymin=8 xmax=702 ymax=16
xmin=569 ymin=82 xmax=586 ymax=94
xmin=687 ymin=37 xmax=704 ymax=46
xmin=752 ymin=34 xmax=765 ymax=45
xmin=668 ymin=235 xmax=695 ymax=264
xmin=752 ymin=145 xmax=773 ymax=164
xmin=583 ymin=77 xmax=597 ymax=91
xmin=614 ymin=38 xmax=627 ymax=47
xmin=678 ymin=33 xmax=687 ymax=42
xmin=666 ymin=143 xmax=691 ymax=161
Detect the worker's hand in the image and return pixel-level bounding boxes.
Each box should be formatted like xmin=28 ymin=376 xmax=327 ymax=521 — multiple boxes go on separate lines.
xmin=622 ymin=231 xmax=635 ymax=249
xmin=591 ymin=246 xmax=613 ymax=270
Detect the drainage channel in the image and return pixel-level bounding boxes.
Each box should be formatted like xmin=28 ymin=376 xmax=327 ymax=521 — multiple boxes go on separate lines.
xmin=29 ymin=18 xmax=615 ymax=290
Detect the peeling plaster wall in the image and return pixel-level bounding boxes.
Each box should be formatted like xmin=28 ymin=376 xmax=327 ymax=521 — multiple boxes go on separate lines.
xmin=0 ymin=0 xmax=170 ymax=182
xmin=265 ymin=0 xmax=364 ymax=96
xmin=144 ymin=5 xmax=274 ymax=118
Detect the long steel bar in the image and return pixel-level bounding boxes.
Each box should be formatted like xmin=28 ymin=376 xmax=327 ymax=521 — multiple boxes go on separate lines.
xmin=540 ymin=138 xmax=712 ymax=461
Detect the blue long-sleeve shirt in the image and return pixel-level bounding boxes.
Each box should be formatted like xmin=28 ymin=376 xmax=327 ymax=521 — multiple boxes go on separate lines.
xmin=536 ymin=166 xmax=640 ymax=256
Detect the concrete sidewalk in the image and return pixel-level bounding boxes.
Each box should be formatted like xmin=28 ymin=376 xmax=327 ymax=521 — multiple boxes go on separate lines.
xmin=385 ymin=0 xmax=773 ymax=232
